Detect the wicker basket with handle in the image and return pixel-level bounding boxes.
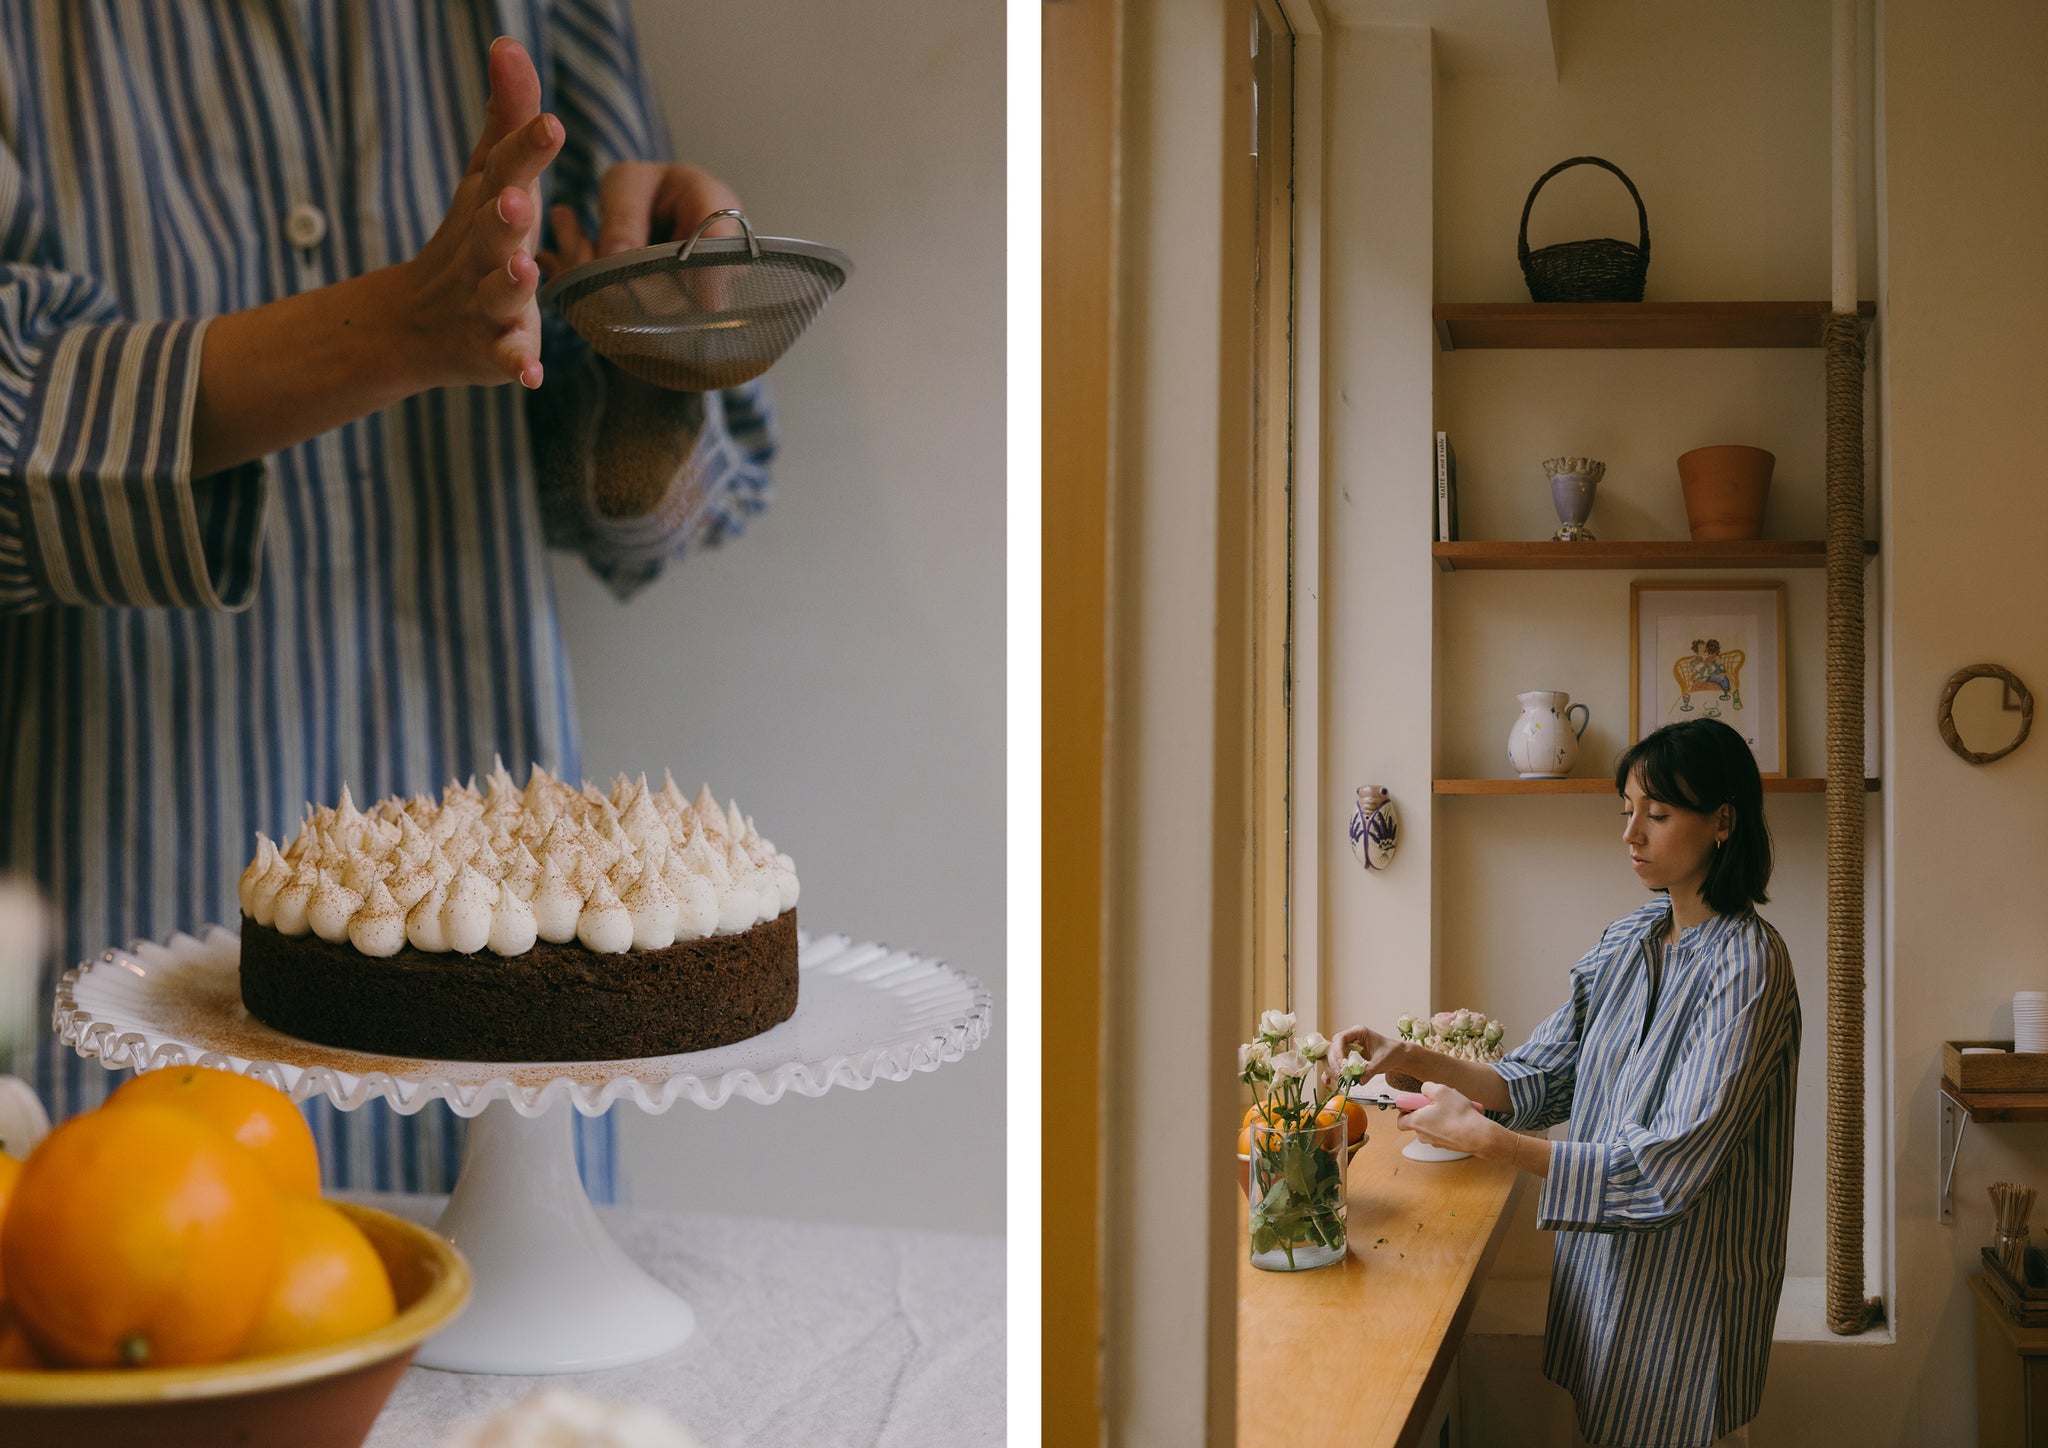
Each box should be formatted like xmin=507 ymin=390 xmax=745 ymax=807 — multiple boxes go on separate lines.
xmin=1518 ymin=155 xmax=1651 ymax=303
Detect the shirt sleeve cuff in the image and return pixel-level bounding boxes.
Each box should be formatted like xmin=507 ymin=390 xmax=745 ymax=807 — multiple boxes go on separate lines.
xmin=1486 ymin=1057 xmax=1551 ymax=1131
xmin=10 ymin=316 xmax=268 ymax=610
xmin=1536 ymin=1139 xmax=1612 ymax=1231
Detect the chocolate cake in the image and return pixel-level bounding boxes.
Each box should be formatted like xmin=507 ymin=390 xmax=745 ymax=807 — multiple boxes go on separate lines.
xmin=235 ymin=763 xmax=801 ymax=1063
xmin=240 ymin=908 xmax=797 ymax=1061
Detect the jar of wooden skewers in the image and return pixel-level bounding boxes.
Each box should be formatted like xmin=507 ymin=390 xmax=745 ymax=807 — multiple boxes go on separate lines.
xmin=1992 ymin=1179 xmax=2036 ymax=1281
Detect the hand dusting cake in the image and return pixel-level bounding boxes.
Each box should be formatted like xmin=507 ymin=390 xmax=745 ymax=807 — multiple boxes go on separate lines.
xmin=236 ymin=761 xmax=799 ymax=1061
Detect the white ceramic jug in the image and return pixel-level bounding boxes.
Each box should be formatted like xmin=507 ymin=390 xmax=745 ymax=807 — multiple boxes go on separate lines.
xmin=1507 ymin=690 xmax=1590 ymax=779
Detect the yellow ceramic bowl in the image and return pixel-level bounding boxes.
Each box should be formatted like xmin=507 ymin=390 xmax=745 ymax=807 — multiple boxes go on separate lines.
xmin=0 ymin=1200 xmax=471 ymax=1448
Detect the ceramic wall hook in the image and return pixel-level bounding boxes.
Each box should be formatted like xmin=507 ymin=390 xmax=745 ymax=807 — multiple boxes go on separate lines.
xmin=1350 ymin=786 xmax=1398 ymax=871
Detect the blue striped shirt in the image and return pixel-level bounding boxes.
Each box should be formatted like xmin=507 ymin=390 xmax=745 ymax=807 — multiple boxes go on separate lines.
xmin=0 ymin=0 xmax=774 ymax=1199
xmin=1489 ymin=899 xmax=1801 ymax=1448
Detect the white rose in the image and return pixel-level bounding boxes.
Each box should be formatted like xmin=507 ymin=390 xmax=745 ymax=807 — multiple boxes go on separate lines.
xmin=1270 ymin=1050 xmax=1310 ymax=1079
xmin=1259 ymin=1009 xmax=1297 ymax=1040
xmin=1238 ymin=1041 xmax=1273 ymax=1071
xmin=1298 ymin=1031 xmax=1329 ymax=1061
xmin=1433 ymin=1011 xmax=1457 ymax=1033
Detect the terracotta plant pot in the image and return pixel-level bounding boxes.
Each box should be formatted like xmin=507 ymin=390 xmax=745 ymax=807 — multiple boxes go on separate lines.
xmin=1677 ymin=445 xmax=1775 ymax=541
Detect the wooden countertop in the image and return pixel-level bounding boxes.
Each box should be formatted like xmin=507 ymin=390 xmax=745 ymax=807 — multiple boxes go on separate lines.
xmin=1237 ymin=1117 xmax=1529 ymax=1446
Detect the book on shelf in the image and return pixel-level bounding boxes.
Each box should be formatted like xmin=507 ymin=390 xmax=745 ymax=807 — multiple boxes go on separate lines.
xmin=1435 ymin=431 xmax=1459 ymax=542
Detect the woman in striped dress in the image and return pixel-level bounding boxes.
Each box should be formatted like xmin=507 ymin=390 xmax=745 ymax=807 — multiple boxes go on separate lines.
xmin=1337 ymin=718 xmax=1799 ymax=1448
xmin=0 ymin=6 xmax=773 ymax=1200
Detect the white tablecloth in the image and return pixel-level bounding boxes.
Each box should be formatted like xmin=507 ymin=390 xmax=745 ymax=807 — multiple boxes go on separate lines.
xmin=349 ymin=1194 xmax=1004 ymax=1448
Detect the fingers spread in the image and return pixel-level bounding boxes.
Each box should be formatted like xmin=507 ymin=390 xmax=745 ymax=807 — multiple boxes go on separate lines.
xmin=494 ymin=327 xmax=543 ymax=389
xmin=597 ymin=162 xmax=662 ymax=256
xmin=468 ymin=36 xmax=543 ymax=173
xmin=467 ymin=186 xmax=535 ymax=270
xmin=476 ymin=250 xmax=539 ymax=324
xmin=483 ymin=113 xmax=563 ymax=203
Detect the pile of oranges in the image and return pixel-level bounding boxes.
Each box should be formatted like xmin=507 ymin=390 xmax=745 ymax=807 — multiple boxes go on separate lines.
xmin=0 ymin=1066 xmax=396 ymax=1370
xmin=1237 ymin=1093 xmax=1368 ymax=1156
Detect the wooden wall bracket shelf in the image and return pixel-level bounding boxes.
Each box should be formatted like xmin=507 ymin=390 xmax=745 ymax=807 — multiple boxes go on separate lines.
xmin=1939 ymin=1076 xmax=2048 ymax=1224
xmin=1433 ymin=299 xmax=1878 ymax=351
xmin=1433 ymin=778 xmax=1878 ymax=795
xmin=1433 ymin=540 xmax=1879 ymax=572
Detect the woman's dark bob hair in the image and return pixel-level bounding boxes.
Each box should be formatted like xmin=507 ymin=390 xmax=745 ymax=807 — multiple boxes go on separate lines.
xmin=1614 ymin=717 xmax=1772 ymax=915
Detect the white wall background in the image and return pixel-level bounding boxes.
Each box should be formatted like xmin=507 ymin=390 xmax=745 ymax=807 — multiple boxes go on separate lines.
xmin=547 ymin=0 xmax=1005 ymax=1236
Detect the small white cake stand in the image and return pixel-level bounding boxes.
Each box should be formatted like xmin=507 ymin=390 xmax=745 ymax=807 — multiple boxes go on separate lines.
xmin=1353 ymin=1074 xmax=1472 ymax=1162
xmin=53 ymin=924 xmax=991 ymax=1376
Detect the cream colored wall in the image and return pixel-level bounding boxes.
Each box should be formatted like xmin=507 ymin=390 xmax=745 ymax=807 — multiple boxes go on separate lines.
xmin=1430 ymin=0 xmax=1879 ymax=1293
xmin=1396 ymin=0 xmax=2048 ymax=1443
xmin=1103 ymin=0 xmax=1253 ymax=1437
xmin=1842 ymin=0 xmax=2048 ymax=1441
xmin=1322 ymin=22 xmax=1439 ymax=1059
xmin=547 ymin=0 xmax=1004 ymax=1234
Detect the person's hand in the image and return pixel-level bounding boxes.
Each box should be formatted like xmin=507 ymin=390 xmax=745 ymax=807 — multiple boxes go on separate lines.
xmin=1330 ymin=1024 xmax=1406 ymax=1082
xmin=538 ymin=163 xmax=745 ymax=306
xmin=1395 ymin=1081 xmax=1500 ymax=1157
xmin=394 ymin=36 xmax=563 ymax=391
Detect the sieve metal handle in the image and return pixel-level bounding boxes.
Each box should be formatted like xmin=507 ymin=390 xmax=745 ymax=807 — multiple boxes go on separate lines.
xmin=679 ymin=209 xmax=762 ymax=262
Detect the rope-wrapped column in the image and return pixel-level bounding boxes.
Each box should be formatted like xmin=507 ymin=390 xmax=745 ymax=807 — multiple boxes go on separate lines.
xmin=1823 ymin=311 xmax=1879 ymax=1335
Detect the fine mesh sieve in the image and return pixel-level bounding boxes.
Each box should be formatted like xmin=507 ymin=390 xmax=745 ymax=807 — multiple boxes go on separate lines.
xmin=539 ymin=210 xmax=851 ymax=392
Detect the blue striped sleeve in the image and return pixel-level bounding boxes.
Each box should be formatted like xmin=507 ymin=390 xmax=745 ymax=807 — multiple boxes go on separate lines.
xmin=1537 ymin=923 xmax=1797 ymax=1233
xmin=530 ymin=354 xmax=776 ymax=601
xmin=527 ymin=0 xmax=775 ymax=600
xmin=1487 ymin=929 xmax=1618 ymax=1133
xmin=0 ymin=274 xmax=268 ymax=615
xmin=543 ymin=0 xmax=669 ymax=222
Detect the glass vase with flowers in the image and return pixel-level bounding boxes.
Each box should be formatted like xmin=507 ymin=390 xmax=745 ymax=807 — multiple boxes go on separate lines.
xmin=1238 ymin=1011 xmax=1369 ymax=1271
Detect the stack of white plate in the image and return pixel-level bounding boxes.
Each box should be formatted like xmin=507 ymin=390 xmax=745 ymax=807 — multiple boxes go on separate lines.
xmin=2017 ymin=991 xmax=2048 ymax=1054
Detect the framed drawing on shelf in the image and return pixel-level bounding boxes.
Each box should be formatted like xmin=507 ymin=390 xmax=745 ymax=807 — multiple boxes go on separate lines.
xmin=1629 ymin=582 xmax=1787 ymax=776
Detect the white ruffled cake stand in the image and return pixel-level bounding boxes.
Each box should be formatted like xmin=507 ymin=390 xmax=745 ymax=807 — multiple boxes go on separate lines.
xmin=53 ymin=924 xmax=991 ymax=1376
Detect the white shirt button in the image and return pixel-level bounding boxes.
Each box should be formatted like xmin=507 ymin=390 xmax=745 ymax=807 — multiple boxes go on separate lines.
xmin=284 ymin=203 xmax=328 ymax=249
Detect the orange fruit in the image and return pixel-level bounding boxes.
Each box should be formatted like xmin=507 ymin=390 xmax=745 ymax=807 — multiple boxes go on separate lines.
xmin=3 ymin=1103 xmax=283 ymax=1367
xmin=1238 ymin=1098 xmax=1357 ymax=1155
xmin=107 ymin=1066 xmax=320 ymax=1197
xmin=239 ymin=1196 xmax=396 ymax=1358
xmin=0 ymin=1305 xmax=46 ymax=1369
xmin=0 ymin=1151 xmax=20 ymax=1298
xmin=1326 ymin=1094 xmax=1368 ymax=1145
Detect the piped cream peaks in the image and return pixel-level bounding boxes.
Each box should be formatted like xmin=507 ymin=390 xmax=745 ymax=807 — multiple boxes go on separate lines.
xmin=248 ymin=767 xmax=795 ymax=958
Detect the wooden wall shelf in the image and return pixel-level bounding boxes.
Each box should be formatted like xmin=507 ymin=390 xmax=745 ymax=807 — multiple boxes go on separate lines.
xmin=1433 ymin=540 xmax=1879 ymax=572
xmin=1939 ymin=1077 xmax=2048 ymax=1223
xmin=1433 ymin=300 xmax=1877 ymax=351
xmin=1939 ymin=1077 xmax=2048 ymax=1125
xmin=1434 ymin=778 xmax=1880 ymax=795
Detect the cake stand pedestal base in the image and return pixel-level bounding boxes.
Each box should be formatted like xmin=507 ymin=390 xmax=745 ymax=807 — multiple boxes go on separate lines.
xmin=420 ymin=1100 xmax=694 ymax=1374
xmin=1401 ymin=1140 xmax=1472 ymax=1162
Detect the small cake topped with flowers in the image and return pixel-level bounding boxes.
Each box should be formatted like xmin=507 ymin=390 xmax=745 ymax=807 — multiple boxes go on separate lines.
xmin=236 ymin=762 xmax=800 ymax=1062
xmin=1384 ymin=1008 xmax=1507 ymax=1092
